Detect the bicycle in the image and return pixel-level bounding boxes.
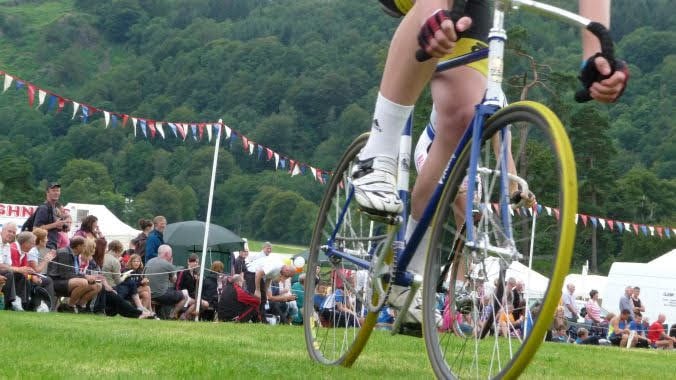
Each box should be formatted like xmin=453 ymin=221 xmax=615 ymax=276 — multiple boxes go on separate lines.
xmin=303 ymin=1 xmax=619 ymax=378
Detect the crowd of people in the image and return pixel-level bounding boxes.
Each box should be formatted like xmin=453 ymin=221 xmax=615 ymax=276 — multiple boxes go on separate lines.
xmin=0 ymin=183 xmax=302 ymax=324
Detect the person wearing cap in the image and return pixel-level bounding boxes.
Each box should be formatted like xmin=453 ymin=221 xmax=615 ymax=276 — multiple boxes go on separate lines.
xmin=34 ymin=182 xmax=67 ymax=250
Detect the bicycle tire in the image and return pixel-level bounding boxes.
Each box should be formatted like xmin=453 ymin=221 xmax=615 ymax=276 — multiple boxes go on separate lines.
xmin=423 ymin=101 xmax=577 ymax=379
xmin=304 ymin=133 xmax=385 ymax=367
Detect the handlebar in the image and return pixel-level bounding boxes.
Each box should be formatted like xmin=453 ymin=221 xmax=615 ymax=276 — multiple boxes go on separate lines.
xmin=574 ymin=22 xmax=616 ymax=102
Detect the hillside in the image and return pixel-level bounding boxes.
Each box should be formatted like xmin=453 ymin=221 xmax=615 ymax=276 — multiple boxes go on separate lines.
xmin=0 ymin=0 xmax=673 ymax=273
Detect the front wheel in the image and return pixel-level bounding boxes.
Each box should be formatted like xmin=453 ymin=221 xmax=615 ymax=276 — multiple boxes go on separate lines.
xmin=423 ymin=102 xmax=577 ymax=379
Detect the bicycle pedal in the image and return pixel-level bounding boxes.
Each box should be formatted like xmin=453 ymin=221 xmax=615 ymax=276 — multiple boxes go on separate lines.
xmin=357 ymin=208 xmax=402 ymax=225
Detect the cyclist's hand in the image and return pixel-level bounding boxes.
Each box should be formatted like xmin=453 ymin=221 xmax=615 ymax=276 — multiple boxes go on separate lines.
xmin=417 ymin=10 xmax=472 ymax=60
xmin=511 ymin=190 xmax=536 ymax=208
xmin=577 ymin=53 xmax=629 ymax=103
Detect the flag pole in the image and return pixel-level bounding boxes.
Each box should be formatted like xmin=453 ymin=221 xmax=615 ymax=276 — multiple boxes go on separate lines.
xmin=195 ymin=120 xmax=223 ymax=320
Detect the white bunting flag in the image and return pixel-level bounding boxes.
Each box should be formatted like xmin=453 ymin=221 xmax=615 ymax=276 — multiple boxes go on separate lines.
xmin=274 ymin=153 xmax=280 ymax=170
xmin=599 ymin=218 xmax=606 ymax=229
xmin=206 ymin=123 xmax=212 ymax=142
xmin=224 ymin=125 xmax=231 ymax=139
xmin=249 ymin=142 xmax=255 ymax=155
xmin=104 ymin=111 xmax=110 ymax=128
xmin=132 ymin=117 xmax=138 ymax=136
xmin=310 ymin=167 xmax=317 ymax=180
xmin=38 ymin=90 xmax=47 ymax=108
xmin=3 ymin=74 xmax=12 ymax=92
xmin=156 ymin=122 xmax=165 ymax=139
xmin=72 ymin=101 xmax=80 ymax=119
xmin=291 ymin=163 xmax=301 ymax=176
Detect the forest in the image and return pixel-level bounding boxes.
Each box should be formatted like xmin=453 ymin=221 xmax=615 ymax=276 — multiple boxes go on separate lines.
xmin=0 ymin=0 xmax=673 ymax=274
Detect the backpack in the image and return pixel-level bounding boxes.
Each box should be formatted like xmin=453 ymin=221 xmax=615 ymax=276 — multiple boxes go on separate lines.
xmin=21 ymin=209 xmax=38 ymax=232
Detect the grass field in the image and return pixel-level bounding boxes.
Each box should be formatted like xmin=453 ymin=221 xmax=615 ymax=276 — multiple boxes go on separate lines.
xmin=0 ymin=312 xmax=672 ymax=379
xmin=247 ymin=240 xmax=306 ymax=255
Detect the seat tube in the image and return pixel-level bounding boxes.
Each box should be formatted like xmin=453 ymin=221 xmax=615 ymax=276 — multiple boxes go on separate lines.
xmin=395 ymin=114 xmax=413 ymax=263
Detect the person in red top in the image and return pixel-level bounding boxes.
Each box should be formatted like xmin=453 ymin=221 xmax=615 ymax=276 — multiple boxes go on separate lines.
xmin=647 ymin=313 xmax=675 ymax=349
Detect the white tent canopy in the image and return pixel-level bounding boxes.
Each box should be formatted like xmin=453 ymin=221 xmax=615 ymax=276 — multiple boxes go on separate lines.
xmin=65 ymin=203 xmax=139 ymax=247
xmin=648 ymin=248 xmax=676 ymax=266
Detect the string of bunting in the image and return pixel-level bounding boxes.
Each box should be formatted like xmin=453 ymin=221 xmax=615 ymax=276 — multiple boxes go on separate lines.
xmin=1 ymin=70 xmax=672 ymax=240
xmin=0 ymin=69 xmax=332 ymax=184
xmin=506 ymin=203 xmax=674 ymax=239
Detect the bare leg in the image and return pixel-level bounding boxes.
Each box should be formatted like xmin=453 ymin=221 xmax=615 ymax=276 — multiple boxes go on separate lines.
xmin=138 ymin=285 xmax=152 ymax=309
xmin=131 ymin=293 xmax=144 ymax=309
xmin=67 ymin=278 xmax=90 ymax=305
xmin=78 ymin=283 xmax=102 ymax=306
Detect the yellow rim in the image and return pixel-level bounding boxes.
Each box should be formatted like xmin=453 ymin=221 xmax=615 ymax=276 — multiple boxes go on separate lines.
xmin=502 ymin=101 xmax=577 ymax=379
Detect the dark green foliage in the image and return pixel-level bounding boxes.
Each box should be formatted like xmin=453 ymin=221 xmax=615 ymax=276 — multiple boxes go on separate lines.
xmin=0 ymin=0 xmax=672 ymax=259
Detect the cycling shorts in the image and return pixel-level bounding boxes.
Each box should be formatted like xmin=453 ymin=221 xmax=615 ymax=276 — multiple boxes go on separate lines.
xmin=377 ymin=0 xmax=489 ymax=76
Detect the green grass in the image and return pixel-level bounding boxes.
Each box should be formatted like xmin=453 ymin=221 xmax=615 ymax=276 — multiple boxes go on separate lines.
xmin=0 ymin=312 xmax=672 ymax=379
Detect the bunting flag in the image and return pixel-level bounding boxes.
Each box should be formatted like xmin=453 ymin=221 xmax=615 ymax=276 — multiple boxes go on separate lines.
xmin=0 ymin=69 xmax=331 ymax=185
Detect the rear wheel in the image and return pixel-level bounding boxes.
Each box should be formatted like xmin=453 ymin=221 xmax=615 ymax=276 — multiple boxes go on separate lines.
xmin=304 ymin=133 xmax=391 ymax=366
xmin=423 ymin=102 xmax=577 ymax=379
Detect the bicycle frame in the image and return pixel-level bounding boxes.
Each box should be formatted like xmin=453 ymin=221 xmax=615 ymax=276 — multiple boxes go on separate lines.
xmin=324 ymin=0 xmax=596 ymax=289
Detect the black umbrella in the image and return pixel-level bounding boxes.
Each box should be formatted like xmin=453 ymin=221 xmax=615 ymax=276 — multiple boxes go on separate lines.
xmin=164 ymin=221 xmax=244 ymax=268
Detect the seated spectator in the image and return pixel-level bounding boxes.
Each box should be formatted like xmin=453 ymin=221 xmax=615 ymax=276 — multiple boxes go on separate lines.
xmin=629 ymin=312 xmax=652 ymax=348
xmin=0 ymin=222 xmax=31 ymax=311
xmin=145 ymin=245 xmax=195 ymax=319
xmin=584 ymin=289 xmax=603 ymax=324
xmin=200 ymin=261 xmax=226 ymax=321
xmin=216 ymin=274 xmax=260 ymax=322
xmin=575 ymin=327 xmax=602 ymax=345
xmin=116 ymin=254 xmax=152 ymax=311
xmin=267 ymin=279 xmax=295 ymax=324
xmin=26 ymin=228 xmax=56 ymax=274
xmin=647 ymin=313 xmax=675 ymax=349
xmin=608 ymin=309 xmax=638 ymax=348
xmin=102 ymin=240 xmax=124 ymax=288
xmin=291 ymin=274 xmax=305 ymax=325
xmin=47 ymin=237 xmax=102 ymax=313
xmin=82 ymin=252 xmax=154 ymax=319
xmin=10 ymin=231 xmax=55 ymax=312
xmin=320 ymin=279 xmax=363 ymax=328
xmin=176 ymin=254 xmax=200 ymax=298
xmin=498 ymin=304 xmax=523 ymax=338
xmin=73 ymin=215 xmax=107 ymax=268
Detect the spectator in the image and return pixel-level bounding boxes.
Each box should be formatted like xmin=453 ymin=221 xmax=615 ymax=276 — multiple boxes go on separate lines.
xmin=498 ymin=304 xmax=523 ymax=338
xmin=233 ymin=245 xmax=248 ymax=275
xmin=27 ymin=228 xmax=56 ymax=274
xmin=12 ymin=231 xmax=56 ymax=311
xmin=200 ymin=260 xmax=225 ymax=321
xmin=33 ymin=182 xmax=67 ymax=249
xmin=176 ymin=254 xmax=200 ymax=299
xmin=144 ymin=216 xmax=166 ymax=264
xmin=0 ymin=222 xmax=31 ymax=311
xmin=320 ymin=274 xmax=363 ymax=328
xmin=249 ymin=254 xmax=296 ymax=323
xmin=647 ymin=313 xmax=675 ymax=349
xmin=102 ymin=240 xmax=124 ymax=287
xmin=608 ymin=309 xmax=637 ymax=348
xmin=562 ymin=283 xmax=578 ymax=322
xmin=628 ymin=312 xmax=651 ymax=348
xmin=631 ymin=286 xmax=645 ymax=315
xmin=575 ymin=327 xmax=602 ymax=345
xmin=47 ymin=237 xmax=102 ymax=313
xmin=145 ymin=244 xmax=194 ymax=320
xmin=291 ymin=273 xmax=305 ymax=324
xmin=584 ymin=289 xmax=603 ymax=324
xmin=216 ymin=274 xmax=260 ymax=322
xmin=266 ymin=279 xmax=292 ymax=324
xmin=131 ymin=218 xmax=153 ymax=260
xmin=73 ymin=215 xmax=107 ymax=268
xmin=619 ymin=286 xmax=635 ymax=320
xmin=56 ymin=206 xmax=72 ymax=249
xmin=83 ymin=252 xmax=154 ymax=319
xmin=512 ymin=280 xmax=525 ymax=321
xmin=248 ymin=241 xmax=272 ymax=263
xmin=116 ymin=254 xmax=152 ymax=311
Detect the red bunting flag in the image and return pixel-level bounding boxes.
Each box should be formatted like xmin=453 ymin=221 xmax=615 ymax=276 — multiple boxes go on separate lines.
xmin=607 ymin=220 xmax=614 ymax=231
xmin=553 ymin=208 xmax=560 ymax=221
xmin=57 ymin=97 xmax=65 ymax=112
xmin=198 ymin=123 xmax=205 ymax=140
xmin=580 ymin=214 xmax=588 ymax=226
xmin=242 ymin=136 xmax=249 ymax=150
xmin=27 ymin=84 xmax=36 ymax=107
xmin=266 ymin=148 xmax=273 ymax=160
xmin=656 ymin=227 xmax=663 ymax=238
xmin=148 ymin=121 xmax=156 ymax=138
xmin=632 ymin=223 xmax=639 ymax=234
xmin=122 ymin=114 xmax=129 ymax=128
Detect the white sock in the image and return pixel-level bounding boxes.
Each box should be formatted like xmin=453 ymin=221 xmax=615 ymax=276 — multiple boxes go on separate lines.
xmin=359 ymin=92 xmax=414 ymax=159
xmin=404 ymin=217 xmax=429 ymax=277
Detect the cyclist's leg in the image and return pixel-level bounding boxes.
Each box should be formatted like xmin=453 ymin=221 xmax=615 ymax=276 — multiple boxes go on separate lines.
xmin=407 ymin=65 xmax=485 ymax=275
xmin=354 ymin=1 xmax=457 ymax=216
